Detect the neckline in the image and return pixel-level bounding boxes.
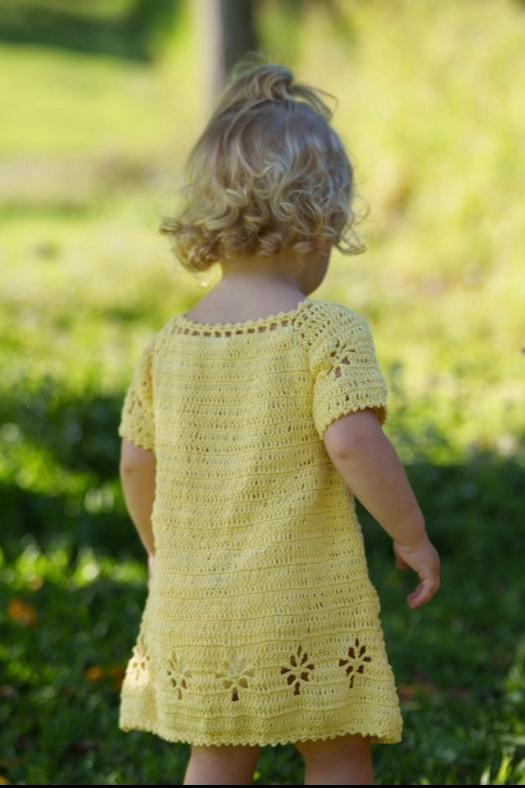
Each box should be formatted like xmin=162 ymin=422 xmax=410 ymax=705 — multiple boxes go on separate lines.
xmin=175 ymin=297 xmax=315 ymax=333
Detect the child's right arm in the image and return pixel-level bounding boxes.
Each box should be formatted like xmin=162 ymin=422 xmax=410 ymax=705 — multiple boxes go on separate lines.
xmin=323 ymin=408 xmax=441 ymax=610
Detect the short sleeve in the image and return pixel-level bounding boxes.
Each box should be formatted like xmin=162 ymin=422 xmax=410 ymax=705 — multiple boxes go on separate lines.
xmin=118 ymin=335 xmax=156 ymax=451
xmin=309 ymin=306 xmax=388 ymax=439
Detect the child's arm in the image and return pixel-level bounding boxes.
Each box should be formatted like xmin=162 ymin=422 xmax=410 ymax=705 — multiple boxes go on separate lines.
xmin=119 ymin=438 xmax=156 ymax=558
xmin=323 ymin=408 xmax=440 ymax=610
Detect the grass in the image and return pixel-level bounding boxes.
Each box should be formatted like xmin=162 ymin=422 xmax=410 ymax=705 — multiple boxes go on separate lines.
xmin=1 ymin=0 xmax=525 ymax=783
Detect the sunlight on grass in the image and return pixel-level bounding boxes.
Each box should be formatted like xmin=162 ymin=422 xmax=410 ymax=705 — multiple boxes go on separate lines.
xmin=2 ymin=542 xmax=147 ymax=591
xmin=2 ymin=0 xmax=522 ymax=462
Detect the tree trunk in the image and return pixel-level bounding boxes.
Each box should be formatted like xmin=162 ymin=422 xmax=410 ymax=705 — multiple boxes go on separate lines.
xmin=220 ymin=0 xmax=258 ymax=79
xmin=193 ymin=0 xmax=258 ymax=107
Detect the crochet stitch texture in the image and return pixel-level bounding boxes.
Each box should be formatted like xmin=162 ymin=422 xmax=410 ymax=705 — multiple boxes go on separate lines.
xmin=117 ymin=297 xmax=403 ymax=747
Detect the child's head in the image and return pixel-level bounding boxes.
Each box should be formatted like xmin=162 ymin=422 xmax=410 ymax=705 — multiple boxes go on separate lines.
xmin=160 ymin=58 xmax=367 ymax=275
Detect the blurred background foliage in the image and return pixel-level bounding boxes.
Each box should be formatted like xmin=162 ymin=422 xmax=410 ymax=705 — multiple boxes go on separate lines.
xmin=1 ymin=0 xmax=524 ymax=784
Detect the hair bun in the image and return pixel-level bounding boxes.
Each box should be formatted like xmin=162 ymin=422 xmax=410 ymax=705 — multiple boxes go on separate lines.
xmin=209 ymin=56 xmax=334 ymax=123
xmin=240 ymin=63 xmax=294 ymax=103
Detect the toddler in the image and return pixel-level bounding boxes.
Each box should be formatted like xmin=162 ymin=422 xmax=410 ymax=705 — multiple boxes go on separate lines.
xmin=117 ymin=59 xmax=440 ymax=786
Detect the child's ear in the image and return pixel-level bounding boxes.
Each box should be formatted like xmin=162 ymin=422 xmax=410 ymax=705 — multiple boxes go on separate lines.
xmin=313 ymin=236 xmax=331 ymax=254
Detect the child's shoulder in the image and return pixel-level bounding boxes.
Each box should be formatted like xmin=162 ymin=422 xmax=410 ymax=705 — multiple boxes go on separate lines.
xmin=297 ymin=298 xmax=372 ymax=348
xmin=148 ymin=313 xmax=189 ymax=351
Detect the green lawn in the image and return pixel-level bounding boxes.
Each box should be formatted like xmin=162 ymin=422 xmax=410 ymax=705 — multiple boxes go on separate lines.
xmin=1 ymin=0 xmax=525 ymax=783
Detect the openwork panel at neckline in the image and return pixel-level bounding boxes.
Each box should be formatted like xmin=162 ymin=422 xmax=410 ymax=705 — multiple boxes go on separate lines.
xmin=171 ymin=319 xmax=295 ymax=337
xmin=170 ymin=298 xmax=316 ymax=337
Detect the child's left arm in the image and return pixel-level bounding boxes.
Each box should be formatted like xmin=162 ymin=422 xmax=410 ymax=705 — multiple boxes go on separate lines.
xmin=119 ymin=438 xmax=156 ymax=558
xmin=118 ymin=334 xmax=158 ymax=562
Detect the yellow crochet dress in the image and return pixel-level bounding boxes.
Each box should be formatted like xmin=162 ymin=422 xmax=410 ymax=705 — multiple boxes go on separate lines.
xmin=117 ymin=297 xmax=403 ymax=747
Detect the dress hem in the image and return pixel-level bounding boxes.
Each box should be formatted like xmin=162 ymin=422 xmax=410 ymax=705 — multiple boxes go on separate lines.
xmin=119 ymin=719 xmax=402 ymax=747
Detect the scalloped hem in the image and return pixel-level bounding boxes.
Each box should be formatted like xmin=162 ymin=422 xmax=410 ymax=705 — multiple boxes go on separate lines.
xmin=119 ymin=720 xmax=403 ymax=748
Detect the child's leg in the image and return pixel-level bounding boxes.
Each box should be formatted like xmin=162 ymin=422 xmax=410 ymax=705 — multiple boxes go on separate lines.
xmin=294 ymin=733 xmax=374 ymax=785
xmin=183 ymin=743 xmax=262 ymax=785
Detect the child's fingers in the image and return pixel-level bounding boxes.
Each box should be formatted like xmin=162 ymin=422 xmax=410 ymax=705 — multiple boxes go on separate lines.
xmin=407 ymin=572 xmax=440 ymax=608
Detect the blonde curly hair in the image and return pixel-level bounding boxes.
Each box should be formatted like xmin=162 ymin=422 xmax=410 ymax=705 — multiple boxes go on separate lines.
xmin=159 ymin=57 xmax=368 ymax=273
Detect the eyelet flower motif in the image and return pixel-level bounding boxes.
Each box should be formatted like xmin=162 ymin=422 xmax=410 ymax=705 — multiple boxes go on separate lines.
xmin=327 ymin=340 xmax=354 ymax=379
xmin=280 ymin=644 xmax=315 ymax=696
xmin=128 ymin=632 xmax=151 ymax=685
xmin=215 ymin=654 xmax=255 ymax=701
xmin=338 ymin=637 xmax=372 ymax=688
xmin=166 ymin=651 xmax=192 ymax=700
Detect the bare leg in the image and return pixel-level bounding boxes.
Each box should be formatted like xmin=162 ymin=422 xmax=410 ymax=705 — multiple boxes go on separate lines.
xmin=294 ymin=733 xmax=374 ymax=785
xmin=183 ymin=743 xmax=262 ymax=786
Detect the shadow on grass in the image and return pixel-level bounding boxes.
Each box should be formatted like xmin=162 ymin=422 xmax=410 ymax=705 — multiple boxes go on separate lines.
xmin=1 ymin=461 xmax=524 ymax=784
xmin=1 ymin=373 xmax=525 ymax=782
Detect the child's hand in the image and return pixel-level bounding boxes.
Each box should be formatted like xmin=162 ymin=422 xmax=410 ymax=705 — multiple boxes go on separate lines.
xmin=147 ymin=552 xmax=156 ymax=591
xmin=393 ymin=535 xmax=440 ymax=609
